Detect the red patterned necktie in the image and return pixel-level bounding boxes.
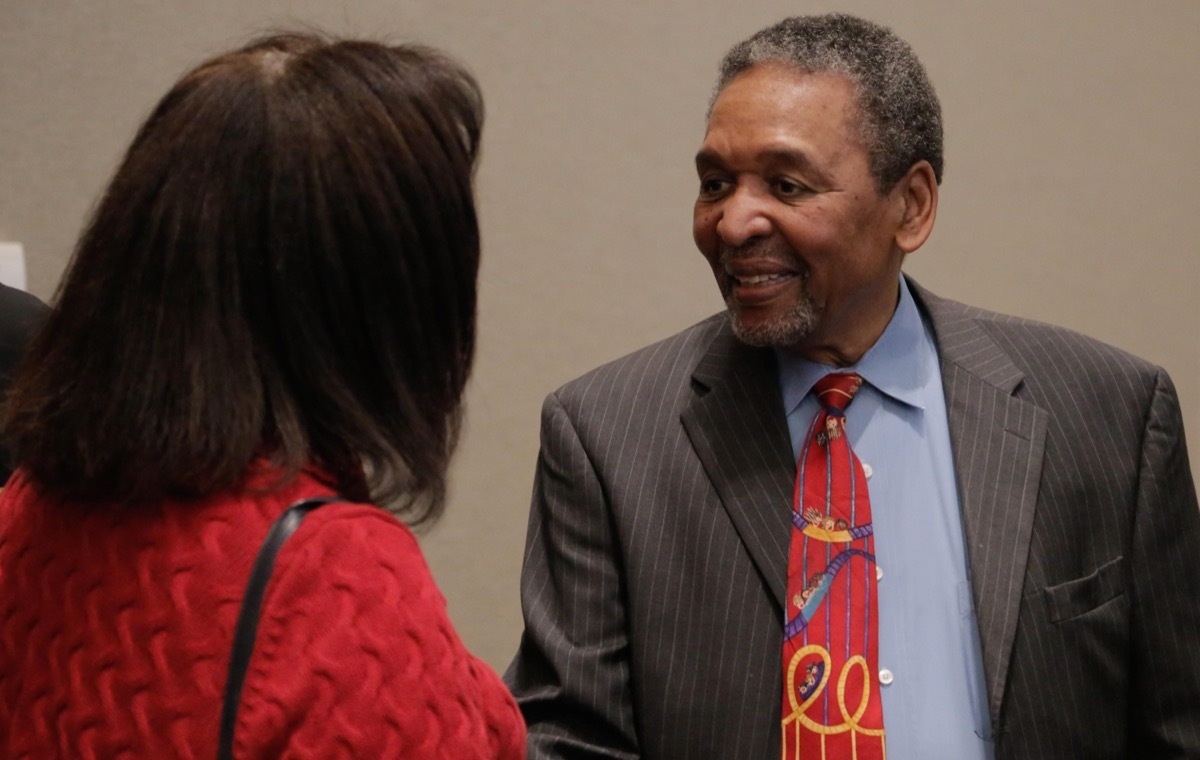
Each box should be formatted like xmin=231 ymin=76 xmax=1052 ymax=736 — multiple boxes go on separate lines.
xmin=782 ymin=372 xmax=885 ymax=759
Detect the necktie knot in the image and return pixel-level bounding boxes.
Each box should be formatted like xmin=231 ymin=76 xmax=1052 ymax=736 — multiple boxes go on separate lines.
xmin=813 ymin=372 xmax=864 ymax=415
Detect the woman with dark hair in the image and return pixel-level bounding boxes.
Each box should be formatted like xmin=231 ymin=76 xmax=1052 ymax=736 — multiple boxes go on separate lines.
xmin=0 ymin=33 xmax=524 ymax=758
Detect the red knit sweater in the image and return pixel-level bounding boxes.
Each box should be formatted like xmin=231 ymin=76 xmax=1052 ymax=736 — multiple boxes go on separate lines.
xmin=0 ymin=468 xmax=525 ymax=759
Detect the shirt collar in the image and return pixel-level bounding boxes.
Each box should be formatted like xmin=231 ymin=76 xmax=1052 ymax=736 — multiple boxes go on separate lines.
xmin=777 ymin=275 xmax=929 ymax=416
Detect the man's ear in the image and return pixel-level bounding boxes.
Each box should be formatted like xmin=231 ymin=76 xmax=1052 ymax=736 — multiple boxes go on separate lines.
xmin=893 ymin=160 xmax=938 ymax=254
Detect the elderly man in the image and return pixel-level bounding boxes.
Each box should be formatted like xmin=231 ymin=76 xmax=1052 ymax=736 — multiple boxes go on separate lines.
xmin=506 ymin=13 xmax=1200 ymax=760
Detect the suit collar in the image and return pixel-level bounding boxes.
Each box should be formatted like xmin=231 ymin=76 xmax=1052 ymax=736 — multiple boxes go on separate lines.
xmin=910 ymin=280 xmax=1047 ymax=733
xmin=912 ymin=282 xmax=1026 ymax=393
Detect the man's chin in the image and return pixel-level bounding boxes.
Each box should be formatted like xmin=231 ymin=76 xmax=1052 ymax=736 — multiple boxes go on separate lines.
xmin=727 ymin=308 xmax=815 ymax=349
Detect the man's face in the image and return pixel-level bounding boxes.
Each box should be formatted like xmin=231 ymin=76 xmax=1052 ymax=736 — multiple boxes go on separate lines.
xmin=693 ymin=63 xmax=908 ymax=366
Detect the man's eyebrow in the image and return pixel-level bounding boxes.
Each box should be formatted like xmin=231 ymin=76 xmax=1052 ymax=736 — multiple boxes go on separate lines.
xmin=694 ymin=149 xmax=724 ymax=170
xmin=760 ymin=147 xmax=819 ymax=172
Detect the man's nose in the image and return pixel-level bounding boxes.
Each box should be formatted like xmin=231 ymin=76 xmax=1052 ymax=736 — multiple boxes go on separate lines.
xmin=715 ymin=186 xmax=773 ymax=247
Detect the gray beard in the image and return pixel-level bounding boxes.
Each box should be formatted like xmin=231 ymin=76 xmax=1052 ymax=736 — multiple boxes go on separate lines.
xmin=726 ymin=293 xmax=819 ymax=348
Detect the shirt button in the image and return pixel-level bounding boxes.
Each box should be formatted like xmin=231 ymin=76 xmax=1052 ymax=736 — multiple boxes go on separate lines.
xmin=879 ymin=668 xmax=894 ymax=686
xmin=862 ymin=463 xmax=874 ymax=479
xmin=876 ymin=566 xmax=884 ymax=582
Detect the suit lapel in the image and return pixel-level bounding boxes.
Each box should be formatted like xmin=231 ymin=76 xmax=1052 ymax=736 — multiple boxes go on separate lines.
xmin=912 ymin=282 xmax=1047 ymax=731
xmin=681 ymin=321 xmax=796 ymax=611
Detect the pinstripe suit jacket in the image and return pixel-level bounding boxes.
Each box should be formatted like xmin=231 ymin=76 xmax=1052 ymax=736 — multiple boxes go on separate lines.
xmin=505 ymin=282 xmax=1200 ymax=759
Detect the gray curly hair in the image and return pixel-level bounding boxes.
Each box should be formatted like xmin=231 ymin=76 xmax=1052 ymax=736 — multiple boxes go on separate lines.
xmin=712 ymin=13 xmax=943 ymax=192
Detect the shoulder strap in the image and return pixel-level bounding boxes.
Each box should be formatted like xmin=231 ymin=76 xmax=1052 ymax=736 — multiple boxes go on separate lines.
xmin=218 ymin=496 xmax=340 ymax=760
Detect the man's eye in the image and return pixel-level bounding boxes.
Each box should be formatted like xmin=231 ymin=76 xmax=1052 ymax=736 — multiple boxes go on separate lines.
xmin=774 ymin=178 xmax=809 ymax=197
xmin=698 ymin=177 xmax=731 ymax=198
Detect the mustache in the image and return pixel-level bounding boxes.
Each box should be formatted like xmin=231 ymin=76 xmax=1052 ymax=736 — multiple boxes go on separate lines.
xmin=718 ymin=239 xmax=799 ymax=268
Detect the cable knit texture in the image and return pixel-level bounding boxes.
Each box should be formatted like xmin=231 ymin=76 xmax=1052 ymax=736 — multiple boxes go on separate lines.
xmin=0 ymin=467 xmax=525 ymax=759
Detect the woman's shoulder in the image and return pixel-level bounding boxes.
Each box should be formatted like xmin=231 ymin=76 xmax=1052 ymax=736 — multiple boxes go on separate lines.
xmin=238 ymin=499 xmax=525 ymax=758
xmin=276 ymin=501 xmax=430 ymax=600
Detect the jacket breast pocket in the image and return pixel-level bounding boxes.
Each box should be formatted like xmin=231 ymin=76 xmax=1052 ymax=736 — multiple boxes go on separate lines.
xmin=1043 ymin=555 xmax=1127 ymax=624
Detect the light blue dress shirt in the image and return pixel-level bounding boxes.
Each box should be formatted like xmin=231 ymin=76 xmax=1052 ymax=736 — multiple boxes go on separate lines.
xmin=776 ymin=276 xmax=994 ymax=760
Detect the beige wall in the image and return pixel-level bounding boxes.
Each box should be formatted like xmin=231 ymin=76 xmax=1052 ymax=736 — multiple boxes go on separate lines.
xmin=2 ymin=0 xmax=1197 ymax=671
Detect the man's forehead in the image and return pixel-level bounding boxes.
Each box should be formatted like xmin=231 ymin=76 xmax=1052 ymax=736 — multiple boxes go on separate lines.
xmin=711 ymin=61 xmax=858 ymax=105
xmin=703 ymin=65 xmax=865 ymax=147
xmin=695 ymin=145 xmax=817 ymax=171
xmin=707 ymin=65 xmax=859 ymax=124
xmin=705 ymin=67 xmax=860 ymax=128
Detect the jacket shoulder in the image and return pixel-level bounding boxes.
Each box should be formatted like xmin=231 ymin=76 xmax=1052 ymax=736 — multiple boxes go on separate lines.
xmin=916 ymin=284 xmax=1166 ymax=389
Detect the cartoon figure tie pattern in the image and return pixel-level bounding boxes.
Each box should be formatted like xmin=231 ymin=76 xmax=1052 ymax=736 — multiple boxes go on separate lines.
xmin=782 ymin=372 xmax=885 ymax=760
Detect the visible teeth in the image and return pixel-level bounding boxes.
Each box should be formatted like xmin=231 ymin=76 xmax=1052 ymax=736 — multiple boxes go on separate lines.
xmin=738 ymin=273 xmax=786 ymax=285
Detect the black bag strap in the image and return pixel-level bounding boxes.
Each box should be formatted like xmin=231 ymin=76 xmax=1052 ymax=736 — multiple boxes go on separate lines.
xmin=218 ymin=496 xmax=340 ymax=760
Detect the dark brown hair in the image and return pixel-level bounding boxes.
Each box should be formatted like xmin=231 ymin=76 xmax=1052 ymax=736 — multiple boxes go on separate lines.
xmin=4 ymin=32 xmax=484 ymax=523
